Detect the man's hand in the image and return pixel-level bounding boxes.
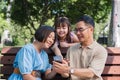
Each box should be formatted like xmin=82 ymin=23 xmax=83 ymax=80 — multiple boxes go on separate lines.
xmin=53 ymin=59 xmax=70 ymax=74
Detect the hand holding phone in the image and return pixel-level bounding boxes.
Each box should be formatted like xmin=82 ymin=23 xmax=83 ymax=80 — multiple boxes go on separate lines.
xmin=53 ymin=55 xmax=62 ymax=63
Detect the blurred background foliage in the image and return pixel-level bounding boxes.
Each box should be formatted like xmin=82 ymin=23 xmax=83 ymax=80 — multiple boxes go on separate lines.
xmin=0 ymin=0 xmax=112 ymax=46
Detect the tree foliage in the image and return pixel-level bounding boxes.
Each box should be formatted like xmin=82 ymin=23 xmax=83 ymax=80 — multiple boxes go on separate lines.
xmin=9 ymin=0 xmax=111 ymax=34
xmin=0 ymin=0 xmax=112 ymax=46
xmin=67 ymin=0 xmax=112 ymax=23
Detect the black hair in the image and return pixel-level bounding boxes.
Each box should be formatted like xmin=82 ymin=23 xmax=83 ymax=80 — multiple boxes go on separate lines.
xmin=34 ymin=25 xmax=56 ymax=46
xmin=54 ymin=17 xmax=72 ymax=43
xmin=77 ymin=15 xmax=95 ymax=28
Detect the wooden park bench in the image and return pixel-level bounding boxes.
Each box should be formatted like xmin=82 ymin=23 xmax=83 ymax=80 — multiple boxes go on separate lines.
xmin=0 ymin=47 xmax=120 ymax=80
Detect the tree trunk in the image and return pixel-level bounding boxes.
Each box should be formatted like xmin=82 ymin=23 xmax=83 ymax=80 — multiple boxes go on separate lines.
xmin=108 ymin=0 xmax=120 ymax=47
xmin=6 ymin=0 xmax=14 ymax=23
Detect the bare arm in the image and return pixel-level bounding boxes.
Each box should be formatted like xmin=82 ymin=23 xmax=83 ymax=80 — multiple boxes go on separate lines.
xmin=59 ymin=32 xmax=79 ymax=47
xmin=53 ymin=61 xmax=95 ymax=79
xmin=51 ymin=43 xmax=63 ymax=58
xmin=45 ymin=69 xmax=57 ymax=79
xmin=60 ymin=42 xmax=78 ymax=47
xmin=23 ymin=74 xmax=36 ymax=80
xmin=70 ymin=68 xmax=94 ymax=79
xmin=70 ymin=31 xmax=79 ymax=42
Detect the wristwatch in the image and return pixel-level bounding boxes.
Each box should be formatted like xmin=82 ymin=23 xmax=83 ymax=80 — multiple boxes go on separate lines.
xmin=70 ymin=68 xmax=75 ymax=74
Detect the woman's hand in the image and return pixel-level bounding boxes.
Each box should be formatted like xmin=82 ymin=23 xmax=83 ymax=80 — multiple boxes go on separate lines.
xmin=45 ymin=68 xmax=57 ymax=79
xmin=23 ymin=74 xmax=36 ymax=80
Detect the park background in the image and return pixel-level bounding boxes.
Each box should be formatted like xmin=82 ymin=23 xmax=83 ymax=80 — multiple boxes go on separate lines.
xmin=0 ymin=0 xmax=119 ymax=48
xmin=1 ymin=0 xmax=120 ymax=79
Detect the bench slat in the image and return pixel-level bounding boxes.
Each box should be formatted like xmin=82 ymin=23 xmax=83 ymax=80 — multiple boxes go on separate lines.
xmin=107 ymin=47 xmax=120 ymax=54
xmin=1 ymin=65 xmax=120 ymax=75
xmin=1 ymin=47 xmax=21 ymax=54
xmin=1 ymin=47 xmax=68 ymax=55
xmin=103 ymin=76 xmax=120 ymax=80
xmin=106 ymin=56 xmax=120 ymax=64
xmin=0 ymin=56 xmax=15 ymax=64
xmin=1 ymin=55 xmax=120 ymax=65
xmin=0 ymin=66 xmax=13 ymax=74
xmin=102 ymin=66 xmax=120 ymax=75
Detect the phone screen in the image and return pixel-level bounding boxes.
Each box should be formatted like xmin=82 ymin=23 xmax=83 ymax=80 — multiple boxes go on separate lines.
xmin=53 ymin=55 xmax=62 ymax=63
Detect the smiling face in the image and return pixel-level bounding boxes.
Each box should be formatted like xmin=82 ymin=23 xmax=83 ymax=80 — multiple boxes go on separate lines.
xmin=54 ymin=17 xmax=71 ymax=41
xmin=44 ymin=32 xmax=55 ymax=48
xmin=56 ymin=23 xmax=69 ymax=40
xmin=75 ymin=21 xmax=93 ymax=43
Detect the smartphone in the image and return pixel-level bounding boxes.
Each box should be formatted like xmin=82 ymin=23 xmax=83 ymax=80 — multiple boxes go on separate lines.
xmin=53 ymin=55 xmax=62 ymax=63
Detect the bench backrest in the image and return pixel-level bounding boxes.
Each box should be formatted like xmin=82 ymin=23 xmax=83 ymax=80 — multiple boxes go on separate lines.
xmin=102 ymin=47 xmax=120 ymax=80
xmin=0 ymin=47 xmax=120 ymax=80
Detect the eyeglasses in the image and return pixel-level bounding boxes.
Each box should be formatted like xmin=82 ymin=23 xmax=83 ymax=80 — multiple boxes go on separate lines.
xmin=74 ymin=27 xmax=90 ymax=32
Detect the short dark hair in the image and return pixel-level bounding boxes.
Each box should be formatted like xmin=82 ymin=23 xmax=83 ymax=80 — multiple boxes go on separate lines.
xmin=77 ymin=15 xmax=95 ymax=28
xmin=34 ymin=25 xmax=56 ymax=43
